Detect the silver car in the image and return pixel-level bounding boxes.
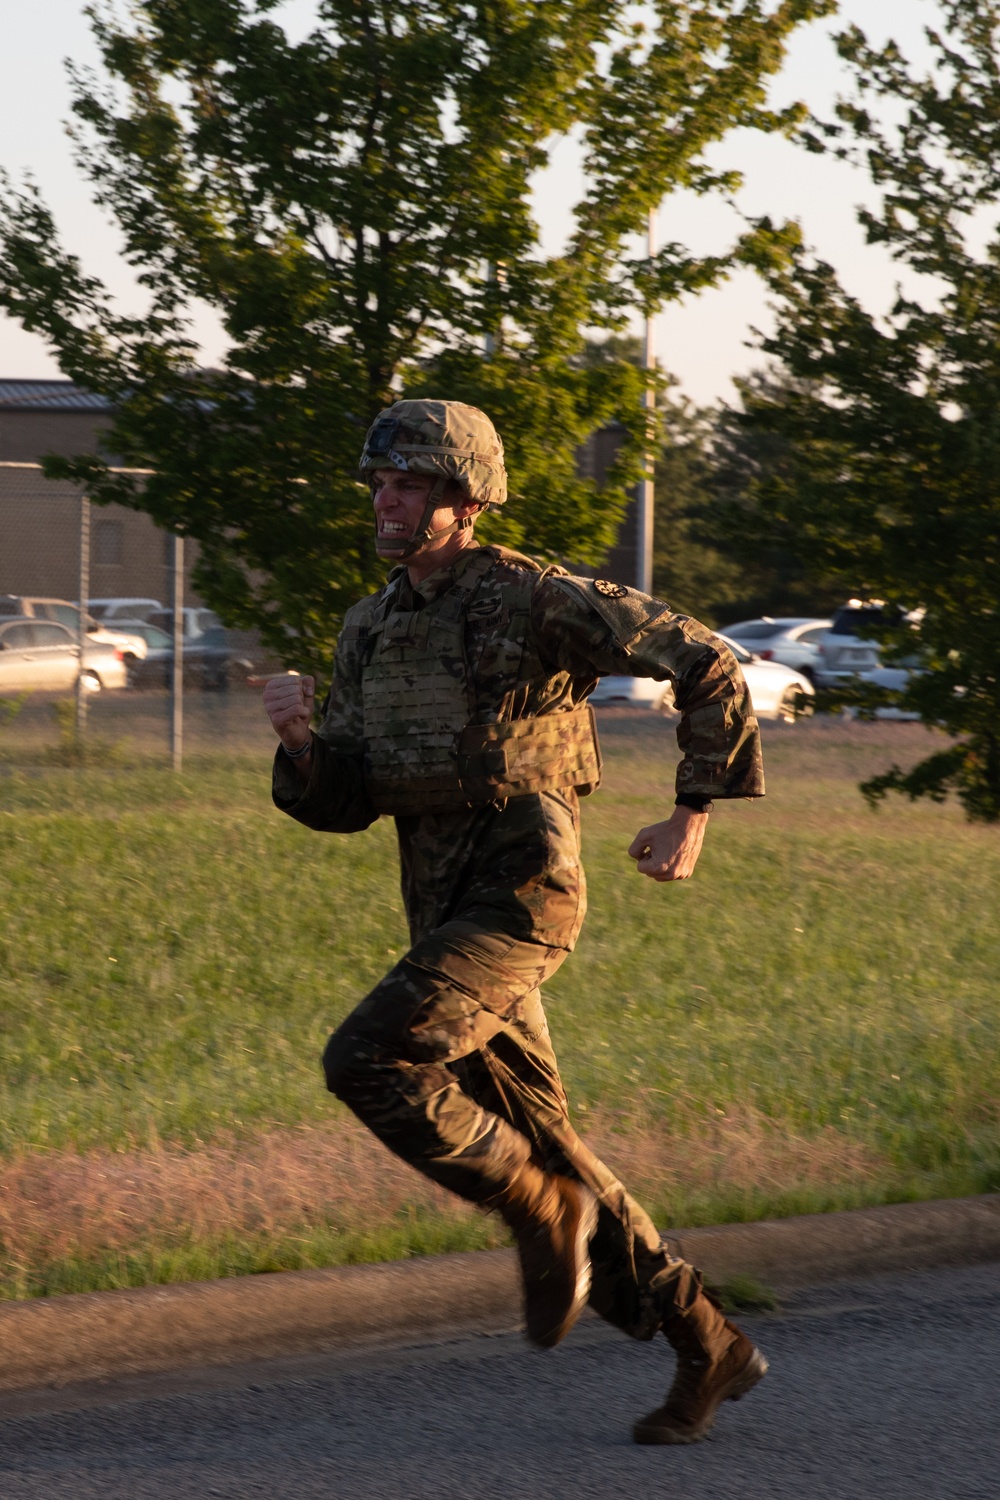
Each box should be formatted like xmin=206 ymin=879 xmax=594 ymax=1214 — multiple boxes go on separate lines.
xmin=0 ymin=595 xmax=149 ymax=661
xmin=88 ymin=597 xmax=163 ymax=626
xmin=0 ymin=619 xmax=127 ymax=693
xmin=814 ymin=601 xmax=924 ymax=688
xmin=719 ymin=617 xmax=832 ymax=683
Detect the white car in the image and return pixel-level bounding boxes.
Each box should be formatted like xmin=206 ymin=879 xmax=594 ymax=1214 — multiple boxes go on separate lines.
xmin=0 ymin=618 xmax=127 ymax=692
xmin=589 ymin=634 xmax=814 ymax=723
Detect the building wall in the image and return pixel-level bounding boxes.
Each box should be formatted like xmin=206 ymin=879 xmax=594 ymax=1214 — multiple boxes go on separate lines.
xmin=0 ymin=410 xmax=111 ymax=463
xmin=0 ymin=474 xmax=198 ymax=604
xmin=0 ymin=403 xmax=201 ymax=608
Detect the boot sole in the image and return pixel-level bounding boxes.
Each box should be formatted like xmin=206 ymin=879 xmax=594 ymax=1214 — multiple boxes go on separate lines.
xmin=632 ymin=1347 xmax=769 ymax=1445
xmin=526 ymin=1183 xmax=599 ymax=1350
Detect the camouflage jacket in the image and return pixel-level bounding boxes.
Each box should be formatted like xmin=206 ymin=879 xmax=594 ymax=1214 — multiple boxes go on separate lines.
xmin=274 ymin=545 xmax=764 ymax=945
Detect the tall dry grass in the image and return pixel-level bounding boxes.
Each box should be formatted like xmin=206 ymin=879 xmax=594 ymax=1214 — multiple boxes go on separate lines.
xmin=0 ymin=1101 xmax=887 ymax=1297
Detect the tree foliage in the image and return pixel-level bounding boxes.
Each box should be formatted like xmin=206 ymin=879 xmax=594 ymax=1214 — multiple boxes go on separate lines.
xmin=576 ymin=338 xmax=840 ymax=626
xmin=654 ymin=369 xmax=845 ymax=625
xmin=0 ymin=0 xmax=831 ymax=669
xmin=741 ymin=0 xmax=1000 ymax=819
xmin=652 ymin=391 xmax=745 ymax=623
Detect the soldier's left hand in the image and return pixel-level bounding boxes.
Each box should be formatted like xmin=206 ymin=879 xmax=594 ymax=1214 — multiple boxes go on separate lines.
xmin=628 ymin=806 xmax=708 ymax=882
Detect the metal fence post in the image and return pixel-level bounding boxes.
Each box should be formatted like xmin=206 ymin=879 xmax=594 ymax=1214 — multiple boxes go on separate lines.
xmin=637 ymin=205 xmax=656 ymax=598
xmin=172 ymin=533 xmax=184 ymax=772
xmin=76 ymin=492 xmax=91 ymax=738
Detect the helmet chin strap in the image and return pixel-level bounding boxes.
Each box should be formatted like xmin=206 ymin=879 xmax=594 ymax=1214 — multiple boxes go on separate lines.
xmin=374 ymin=477 xmax=477 ymax=562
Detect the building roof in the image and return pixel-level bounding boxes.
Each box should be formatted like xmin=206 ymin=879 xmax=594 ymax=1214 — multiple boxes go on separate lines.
xmin=0 ymin=380 xmax=113 ymax=412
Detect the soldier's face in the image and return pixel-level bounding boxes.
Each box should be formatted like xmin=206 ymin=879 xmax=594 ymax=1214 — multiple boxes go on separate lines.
xmin=372 ymin=469 xmax=438 ymax=547
xmin=372 ymin=468 xmax=474 ymax=559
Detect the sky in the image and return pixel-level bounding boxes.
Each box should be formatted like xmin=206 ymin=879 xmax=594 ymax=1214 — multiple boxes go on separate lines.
xmin=0 ymin=1 xmax=946 ymax=407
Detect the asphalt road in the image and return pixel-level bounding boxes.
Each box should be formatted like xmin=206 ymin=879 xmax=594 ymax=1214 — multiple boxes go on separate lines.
xmin=1 ymin=1261 xmax=997 ymax=1500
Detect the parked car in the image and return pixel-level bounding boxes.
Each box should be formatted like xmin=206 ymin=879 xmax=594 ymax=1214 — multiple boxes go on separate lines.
xmin=147 ymin=606 xmax=222 ymax=642
xmin=814 ymin=600 xmax=923 ymax=689
xmin=0 ymin=595 xmax=149 ymax=661
xmin=0 ymin=618 xmax=127 ymax=692
xmin=588 ymin=676 xmax=674 ymax=711
xmin=589 ymin=634 xmax=814 ymax=723
xmin=126 ymin=626 xmax=255 ymax=691
xmin=718 ymin=617 xmax=832 ymax=683
xmin=87 ymin=597 xmax=163 ymax=625
xmin=108 ymin=619 xmax=174 ymax=671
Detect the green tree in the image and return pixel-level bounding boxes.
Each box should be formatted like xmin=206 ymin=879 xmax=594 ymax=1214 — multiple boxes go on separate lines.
xmin=0 ymin=0 xmax=831 ymax=669
xmin=579 ymin=339 xmax=838 ymax=625
xmin=696 ymin=368 xmax=847 ymax=624
xmin=652 ymin=391 xmax=748 ymax=623
xmin=741 ymin=0 xmax=1000 ymax=820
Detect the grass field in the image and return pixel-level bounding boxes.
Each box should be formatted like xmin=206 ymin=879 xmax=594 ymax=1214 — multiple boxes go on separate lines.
xmin=1 ymin=705 xmax=998 ymax=1299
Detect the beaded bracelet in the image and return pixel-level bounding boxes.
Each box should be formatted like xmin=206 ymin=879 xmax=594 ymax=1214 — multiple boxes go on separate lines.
xmin=283 ymin=736 xmax=313 ymax=760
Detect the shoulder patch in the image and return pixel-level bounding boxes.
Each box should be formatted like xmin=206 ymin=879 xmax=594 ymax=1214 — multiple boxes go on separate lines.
xmin=550 ymin=575 xmax=672 ymax=651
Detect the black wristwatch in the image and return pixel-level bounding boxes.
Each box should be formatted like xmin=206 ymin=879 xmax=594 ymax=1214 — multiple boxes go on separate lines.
xmin=675 ymin=793 xmax=713 ymax=814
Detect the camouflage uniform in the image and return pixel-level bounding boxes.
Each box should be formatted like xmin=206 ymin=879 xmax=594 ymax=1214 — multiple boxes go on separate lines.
xmin=273 ymin=542 xmax=764 ymax=1342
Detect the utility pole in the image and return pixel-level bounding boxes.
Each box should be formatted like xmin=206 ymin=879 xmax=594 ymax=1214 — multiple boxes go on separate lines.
xmin=636 ymin=206 xmax=656 ymax=596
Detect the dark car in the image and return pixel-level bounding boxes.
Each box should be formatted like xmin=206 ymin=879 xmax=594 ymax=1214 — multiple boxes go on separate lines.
xmin=127 ymin=627 xmax=255 ymax=691
xmin=146 ymin=606 xmax=222 ymax=641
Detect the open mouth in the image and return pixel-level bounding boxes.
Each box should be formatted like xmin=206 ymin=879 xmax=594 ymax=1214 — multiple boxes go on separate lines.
xmin=377 ymin=521 xmax=411 ymax=538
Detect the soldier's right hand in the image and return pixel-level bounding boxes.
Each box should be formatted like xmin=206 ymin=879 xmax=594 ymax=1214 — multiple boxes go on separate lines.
xmin=262 ymin=673 xmax=316 ymax=753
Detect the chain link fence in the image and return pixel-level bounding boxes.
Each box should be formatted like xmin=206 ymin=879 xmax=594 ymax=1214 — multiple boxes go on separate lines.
xmin=0 ymin=463 xmax=282 ymax=769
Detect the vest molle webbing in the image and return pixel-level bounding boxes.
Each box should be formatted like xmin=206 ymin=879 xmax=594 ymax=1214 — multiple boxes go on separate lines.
xmin=360 ymin=547 xmax=603 ymax=816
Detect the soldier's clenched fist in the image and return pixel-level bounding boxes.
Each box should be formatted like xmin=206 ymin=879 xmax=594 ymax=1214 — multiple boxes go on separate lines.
xmin=628 ymin=804 xmax=708 ymax=883
xmin=262 ymin=673 xmax=316 ymax=755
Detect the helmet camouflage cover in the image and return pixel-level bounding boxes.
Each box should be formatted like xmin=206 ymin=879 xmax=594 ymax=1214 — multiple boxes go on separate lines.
xmin=358 ymin=399 xmax=507 ymax=510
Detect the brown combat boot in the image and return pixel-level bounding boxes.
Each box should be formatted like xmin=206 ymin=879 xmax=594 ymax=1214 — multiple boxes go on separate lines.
xmin=632 ymin=1289 xmax=768 ymax=1444
xmin=489 ymin=1165 xmax=598 ymax=1349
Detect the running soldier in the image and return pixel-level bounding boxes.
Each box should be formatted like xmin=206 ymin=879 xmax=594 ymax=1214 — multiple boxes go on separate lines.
xmin=263 ymin=399 xmax=768 ymax=1445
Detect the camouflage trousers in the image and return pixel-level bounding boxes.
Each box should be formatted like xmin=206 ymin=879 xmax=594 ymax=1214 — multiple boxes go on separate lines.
xmin=322 ymin=918 xmax=701 ymax=1341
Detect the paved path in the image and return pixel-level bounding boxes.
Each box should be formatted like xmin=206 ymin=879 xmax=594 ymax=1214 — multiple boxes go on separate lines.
xmin=1 ymin=1262 xmax=997 ymax=1499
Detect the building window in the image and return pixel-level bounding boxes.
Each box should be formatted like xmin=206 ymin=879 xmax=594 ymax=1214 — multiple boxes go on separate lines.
xmin=94 ymin=520 xmax=124 ymax=566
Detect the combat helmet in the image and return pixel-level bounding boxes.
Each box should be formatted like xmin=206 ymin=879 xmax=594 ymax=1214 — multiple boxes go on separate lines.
xmin=359 ymin=398 xmax=507 ymax=560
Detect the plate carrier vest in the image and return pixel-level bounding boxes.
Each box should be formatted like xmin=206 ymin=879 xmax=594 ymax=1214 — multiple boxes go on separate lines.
xmin=354 ymin=547 xmax=603 ymax=816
